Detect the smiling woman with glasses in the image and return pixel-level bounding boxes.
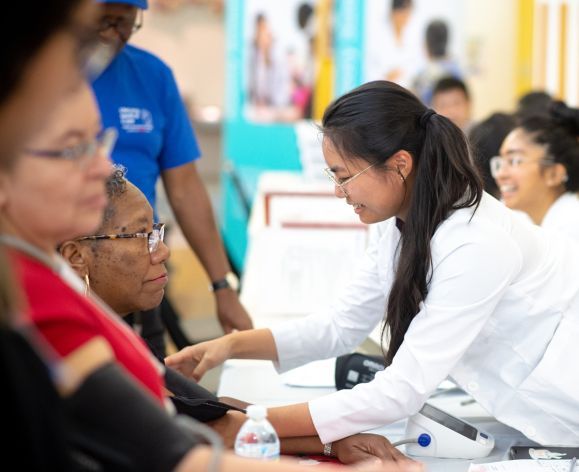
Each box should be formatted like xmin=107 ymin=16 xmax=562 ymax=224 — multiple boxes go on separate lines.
xmin=492 ymin=100 xmax=579 ymax=240
xmin=166 ymin=80 xmax=579 ymax=450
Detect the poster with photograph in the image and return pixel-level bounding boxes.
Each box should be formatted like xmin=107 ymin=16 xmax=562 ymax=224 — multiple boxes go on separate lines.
xmin=363 ymin=0 xmax=466 ymax=104
xmin=243 ymin=0 xmax=317 ymax=122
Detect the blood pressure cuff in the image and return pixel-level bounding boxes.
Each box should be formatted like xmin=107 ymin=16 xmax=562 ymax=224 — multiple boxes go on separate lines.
xmin=164 ymin=367 xmax=246 ymax=422
xmin=170 ymin=396 xmax=246 ymax=423
xmin=65 ymin=363 xmax=200 ymax=472
xmin=335 ymin=353 xmax=385 ymax=390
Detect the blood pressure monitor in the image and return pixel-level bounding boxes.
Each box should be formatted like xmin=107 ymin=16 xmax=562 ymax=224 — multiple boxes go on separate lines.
xmin=404 ymin=403 xmax=494 ymax=459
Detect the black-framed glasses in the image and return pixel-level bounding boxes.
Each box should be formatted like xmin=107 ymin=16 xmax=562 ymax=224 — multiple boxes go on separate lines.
xmin=97 ymin=9 xmax=143 ymax=39
xmin=24 ymin=128 xmax=118 ymax=167
xmin=76 ymin=222 xmax=165 ymax=254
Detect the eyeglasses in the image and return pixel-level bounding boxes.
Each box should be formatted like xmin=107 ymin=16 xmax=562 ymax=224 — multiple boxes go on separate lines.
xmin=324 ymin=163 xmax=377 ymax=197
xmin=76 ymin=222 xmax=165 ymax=254
xmin=24 ymin=128 xmax=118 ymax=167
xmin=489 ymin=155 xmax=555 ymax=179
xmin=97 ymin=10 xmax=143 ymax=39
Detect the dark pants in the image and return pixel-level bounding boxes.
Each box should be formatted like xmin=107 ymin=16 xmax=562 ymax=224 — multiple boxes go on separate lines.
xmin=124 ymin=297 xmax=193 ymax=361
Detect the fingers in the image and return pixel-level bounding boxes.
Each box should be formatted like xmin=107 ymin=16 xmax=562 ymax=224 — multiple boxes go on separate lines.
xmin=165 ymin=345 xmax=208 ymax=379
xmin=164 ymin=346 xmax=195 ymax=372
xmin=191 ymin=356 xmax=212 ymax=381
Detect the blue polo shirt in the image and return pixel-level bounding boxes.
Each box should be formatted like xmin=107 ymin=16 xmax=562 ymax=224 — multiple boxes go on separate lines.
xmin=92 ymin=44 xmax=200 ymax=211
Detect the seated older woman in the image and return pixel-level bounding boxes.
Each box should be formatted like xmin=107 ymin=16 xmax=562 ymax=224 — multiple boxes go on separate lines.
xmin=59 ymin=165 xmax=420 ymax=468
xmin=59 ymin=165 xmax=236 ymax=422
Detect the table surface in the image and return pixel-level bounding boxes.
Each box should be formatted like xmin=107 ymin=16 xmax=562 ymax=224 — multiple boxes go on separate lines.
xmin=217 ymin=358 xmax=529 ymax=472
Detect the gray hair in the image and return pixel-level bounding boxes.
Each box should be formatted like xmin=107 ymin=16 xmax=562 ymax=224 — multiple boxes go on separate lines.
xmin=102 ymin=164 xmax=128 ymax=225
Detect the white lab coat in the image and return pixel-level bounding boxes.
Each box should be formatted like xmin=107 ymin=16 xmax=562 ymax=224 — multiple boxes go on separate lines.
xmin=541 ymin=192 xmax=579 ymax=242
xmin=271 ymin=193 xmax=579 ymax=445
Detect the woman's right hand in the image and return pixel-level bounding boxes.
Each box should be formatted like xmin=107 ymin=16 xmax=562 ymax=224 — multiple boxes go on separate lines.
xmin=165 ymin=335 xmax=232 ymax=381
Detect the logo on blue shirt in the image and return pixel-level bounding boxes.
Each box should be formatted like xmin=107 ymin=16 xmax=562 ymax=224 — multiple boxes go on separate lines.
xmin=119 ymin=107 xmax=154 ymax=133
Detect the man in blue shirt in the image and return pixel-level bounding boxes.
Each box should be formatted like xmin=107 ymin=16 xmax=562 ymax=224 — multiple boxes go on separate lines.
xmin=92 ymin=0 xmax=253 ymax=346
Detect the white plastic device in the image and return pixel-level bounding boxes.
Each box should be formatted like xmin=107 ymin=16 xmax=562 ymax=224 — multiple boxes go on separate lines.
xmin=404 ymin=403 xmax=494 ymax=459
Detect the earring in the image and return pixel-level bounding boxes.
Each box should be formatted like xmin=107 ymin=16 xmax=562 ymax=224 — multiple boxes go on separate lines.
xmin=397 ymin=168 xmax=406 ymax=182
xmin=84 ymin=273 xmax=91 ymax=297
xmin=562 ymin=174 xmax=569 ymax=183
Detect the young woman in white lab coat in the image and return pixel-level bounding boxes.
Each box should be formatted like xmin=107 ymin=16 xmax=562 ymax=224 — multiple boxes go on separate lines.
xmin=166 ymin=80 xmax=579 ymax=449
xmin=492 ymin=101 xmax=579 ymax=241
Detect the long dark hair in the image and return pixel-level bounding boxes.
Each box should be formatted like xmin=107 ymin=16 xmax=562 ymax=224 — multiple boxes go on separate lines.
xmin=517 ymin=100 xmax=579 ymax=192
xmin=321 ymin=80 xmax=483 ymax=365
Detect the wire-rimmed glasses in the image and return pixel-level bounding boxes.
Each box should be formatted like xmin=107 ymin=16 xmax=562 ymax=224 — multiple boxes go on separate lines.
xmin=24 ymin=128 xmax=118 ymax=168
xmin=489 ymin=155 xmax=555 ymax=179
xmin=324 ymin=163 xmax=377 ymax=197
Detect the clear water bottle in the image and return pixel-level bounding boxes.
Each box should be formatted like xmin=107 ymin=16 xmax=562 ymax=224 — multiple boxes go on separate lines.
xmin=234 ymin=404 xmax=280 ymax=460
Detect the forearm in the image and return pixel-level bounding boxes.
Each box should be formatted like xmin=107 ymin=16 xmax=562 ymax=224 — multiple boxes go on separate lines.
xmin=177 ymin=446 xmax=340 ymax=472
xmin=268 ymin=403 xmax=318 ymax=438
xmin=228 ymin=328 xmax=278 ymax=361
xmin=280 ymin=436 xmax=324 ymax=456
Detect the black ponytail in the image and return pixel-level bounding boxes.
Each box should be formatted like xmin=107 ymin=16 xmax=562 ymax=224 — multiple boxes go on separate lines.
xmin=322 ymin=80 xmax=482 ymax=366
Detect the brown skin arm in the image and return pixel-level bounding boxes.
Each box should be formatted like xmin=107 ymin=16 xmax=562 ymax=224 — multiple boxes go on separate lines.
xmin=208 ymin=411 xmax=418 ymax=466
xmin=213 ymin=397 xmax=413 ymax=465
xmin=177 ymin=445 xmax=425 ymax=472
xmin=282 ymin=434 xmax=419 ymax=467
xmin=161 ymin=162 xmax=253 ymax=333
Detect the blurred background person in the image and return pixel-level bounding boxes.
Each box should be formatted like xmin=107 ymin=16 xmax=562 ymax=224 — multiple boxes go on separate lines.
xmin=431 ymin=75 xmax=473 ymax=132
xmin=247 ymin=12 xmax=291 ymax=117
xmin=468 ymin=112 xmax=516 ymax=198
xmin=411 ymin=19 xmax=463 ymax=106
xmin=492 ymin=100 xmax=579 ymax=241
xmin=365 ymin=0 xmax=423 ymax=88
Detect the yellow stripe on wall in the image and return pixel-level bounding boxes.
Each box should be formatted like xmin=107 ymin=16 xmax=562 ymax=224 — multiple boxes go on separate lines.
xmin=313 ymin=0 xmax=334 ymax=121
xmin=516 ymin=0 xmax=534 ymax=97
xmin=559 ymin=2 xmax=567 ymax=98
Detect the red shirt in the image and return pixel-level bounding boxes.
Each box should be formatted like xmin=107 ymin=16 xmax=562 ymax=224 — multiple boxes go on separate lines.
xmin=12 ymin=250 xmax=165 ymax=404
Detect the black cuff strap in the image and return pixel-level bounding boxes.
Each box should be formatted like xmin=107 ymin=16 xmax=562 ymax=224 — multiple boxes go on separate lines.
xmin=66 ymin=363 xmax=199 ymax=472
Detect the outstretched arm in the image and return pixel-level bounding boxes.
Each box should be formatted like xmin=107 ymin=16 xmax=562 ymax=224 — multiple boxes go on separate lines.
xmin=165 ymin=328 xmax=277 ymax=380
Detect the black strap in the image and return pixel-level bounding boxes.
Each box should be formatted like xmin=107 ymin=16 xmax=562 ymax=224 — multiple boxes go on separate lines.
xmin=66 ymin=363 xmax=200 ymax=471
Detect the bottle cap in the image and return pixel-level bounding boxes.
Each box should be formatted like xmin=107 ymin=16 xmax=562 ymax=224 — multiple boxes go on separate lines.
xmin=246 ymin=404 xmax=267 ymax=421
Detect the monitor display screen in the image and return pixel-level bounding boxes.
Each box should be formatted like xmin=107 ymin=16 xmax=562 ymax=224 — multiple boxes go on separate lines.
xmin=420 ymin=403 xmax=478 ymax=441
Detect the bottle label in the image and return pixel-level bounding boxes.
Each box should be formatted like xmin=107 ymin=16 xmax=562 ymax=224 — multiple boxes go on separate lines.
xmin=235 ymin=443 xmax=280 ymax=460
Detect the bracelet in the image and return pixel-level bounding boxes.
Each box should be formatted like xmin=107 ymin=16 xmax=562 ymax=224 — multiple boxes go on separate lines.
xmin=323 ymin=442 xmax=333 ymax=457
